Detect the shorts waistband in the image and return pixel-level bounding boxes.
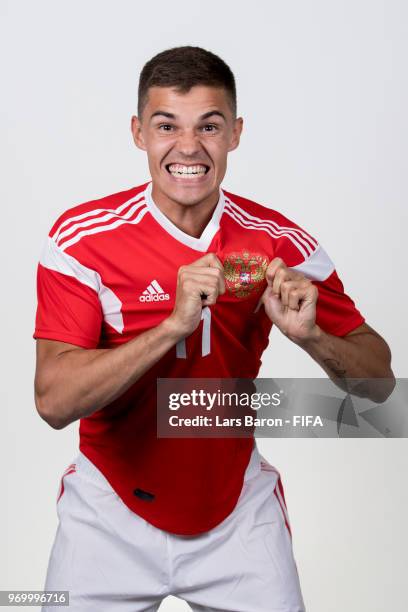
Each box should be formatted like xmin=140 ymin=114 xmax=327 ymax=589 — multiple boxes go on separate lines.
xmin=243 ymin=440 xmax=262 ymax=481
xmin=74 ymin=440 xmax=262 ymax=489
xmin=74 ymin=451 xmax=113 ymax=490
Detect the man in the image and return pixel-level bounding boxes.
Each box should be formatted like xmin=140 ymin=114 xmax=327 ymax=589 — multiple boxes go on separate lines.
xmin=33 ymin=46 xmax=394 ymax=612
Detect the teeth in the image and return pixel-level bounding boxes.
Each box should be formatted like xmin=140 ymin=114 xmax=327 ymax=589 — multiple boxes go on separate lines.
xmin=168 ymin=164 xmax=208 ymax=178
xmin=170 ymin=172 xmax=206 ymax=179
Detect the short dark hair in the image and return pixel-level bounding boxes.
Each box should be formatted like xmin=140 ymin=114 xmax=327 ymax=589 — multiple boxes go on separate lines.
xmin=137 ymin=46 xmax=237 ymax=118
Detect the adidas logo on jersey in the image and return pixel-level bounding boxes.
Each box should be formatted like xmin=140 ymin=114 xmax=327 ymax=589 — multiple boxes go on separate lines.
xmin=139 ymin=280 xmax=170 ymax=302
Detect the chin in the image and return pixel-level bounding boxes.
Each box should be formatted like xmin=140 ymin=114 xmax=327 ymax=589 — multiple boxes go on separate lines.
xmin=172 ymin=190 xmax=211 ymax=207
xmin=182 ymin=192 xmax=219 ymax=208
xmin=164 ymin=182 xmax=218 ymax=207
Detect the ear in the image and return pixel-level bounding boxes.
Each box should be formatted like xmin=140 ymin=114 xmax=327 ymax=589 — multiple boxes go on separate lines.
xmin=131 ymin=116 xmax=146 ymax=151
xmin=228 ymin=116 xmax=244 ymax=152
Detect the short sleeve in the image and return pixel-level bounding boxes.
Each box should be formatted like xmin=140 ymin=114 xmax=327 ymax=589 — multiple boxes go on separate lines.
xmin=312 ymin=269 xmax=365 ymax=336
xmin=272 ymin=215 xmax=365 ymax=337
xmin=33 ymin=236 xmax=103 ymax=349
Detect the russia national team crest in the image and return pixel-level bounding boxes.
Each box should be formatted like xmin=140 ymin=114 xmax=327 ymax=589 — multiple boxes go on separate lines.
xmin=223 ymin=251 xmax=269 ymax=299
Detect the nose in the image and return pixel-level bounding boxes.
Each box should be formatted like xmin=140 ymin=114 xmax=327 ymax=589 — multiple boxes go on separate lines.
xmin=176 ymin=128 xmax=201 ymax=157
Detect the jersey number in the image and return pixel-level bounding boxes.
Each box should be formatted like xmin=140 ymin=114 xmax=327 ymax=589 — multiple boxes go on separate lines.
xmin=176 ymin=307 xmax=211 ymax=358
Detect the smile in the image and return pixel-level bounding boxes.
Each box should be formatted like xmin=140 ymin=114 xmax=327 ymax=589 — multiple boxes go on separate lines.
xmin=165 ymin=163 xmax=210 ymax=179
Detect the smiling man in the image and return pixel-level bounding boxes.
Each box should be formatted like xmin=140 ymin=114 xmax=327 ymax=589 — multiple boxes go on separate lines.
xmin=33 ymin=46 xmax=394 ymax=612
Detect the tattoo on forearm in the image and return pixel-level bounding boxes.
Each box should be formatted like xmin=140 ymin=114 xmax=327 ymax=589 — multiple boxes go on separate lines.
xmin=323 ymin=358 xmax=351 ymax=393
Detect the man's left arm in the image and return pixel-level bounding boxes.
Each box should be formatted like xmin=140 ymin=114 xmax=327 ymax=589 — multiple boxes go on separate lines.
xmin=261 ymin=257 xmax=395 ymax=402
xmin=296 ymin=322 xmax=395 ymax=402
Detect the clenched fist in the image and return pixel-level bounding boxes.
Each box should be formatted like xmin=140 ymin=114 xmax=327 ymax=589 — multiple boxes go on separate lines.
xmin=260 ymin=257 xmax=319 ymax=343
xmin=167 ymin=253 xmax=225 ymax=339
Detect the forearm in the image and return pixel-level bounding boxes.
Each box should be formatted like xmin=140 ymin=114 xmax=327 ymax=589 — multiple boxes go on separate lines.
xmin=37 ymin=318 xmax=181 ymax=429
xmin=294 ymin=325 xmax=395 ymax=402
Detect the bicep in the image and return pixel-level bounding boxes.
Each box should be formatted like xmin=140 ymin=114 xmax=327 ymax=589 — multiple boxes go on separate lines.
xmin=34 ymin=338 xmax=85 ymax=399
xmin=343 ymin=322 xmax=391 ymax=355
xmin=344 ymin=322 xmax=375 ymax=337
xmin=36 ymin=337 xmax=84 ymax=361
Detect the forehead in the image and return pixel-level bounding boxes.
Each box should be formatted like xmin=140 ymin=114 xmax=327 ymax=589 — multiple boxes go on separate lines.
xmin=143 ymin=85 xmax=233 ymax=119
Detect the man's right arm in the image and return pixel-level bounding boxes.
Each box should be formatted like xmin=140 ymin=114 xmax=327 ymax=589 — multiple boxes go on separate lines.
xmin=35 ymin=318 xmax=182 ymax=429
xmin=34 ymin=253 xmax=225 ymax=430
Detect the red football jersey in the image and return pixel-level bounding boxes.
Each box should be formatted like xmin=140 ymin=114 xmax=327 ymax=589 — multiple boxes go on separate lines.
xmin=33 ymin=181 xmax=365 ymax=534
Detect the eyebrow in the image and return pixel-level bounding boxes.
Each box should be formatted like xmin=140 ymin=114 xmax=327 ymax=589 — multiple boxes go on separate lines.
xmin=149 ymin=110 xmax=227 ymax=122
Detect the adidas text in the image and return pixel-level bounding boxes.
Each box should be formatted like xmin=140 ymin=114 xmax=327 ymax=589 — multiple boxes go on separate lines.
xmin=139 ymin=293 xmax=170 ymax=302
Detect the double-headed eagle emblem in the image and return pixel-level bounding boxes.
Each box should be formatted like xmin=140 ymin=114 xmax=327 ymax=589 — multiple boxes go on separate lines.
xmin=223 ymin=251 xmax=269 ymax=299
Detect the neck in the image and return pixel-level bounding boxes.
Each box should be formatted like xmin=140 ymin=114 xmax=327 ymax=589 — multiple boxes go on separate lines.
xmin=150 ymin=184 xmax=220 ymax=238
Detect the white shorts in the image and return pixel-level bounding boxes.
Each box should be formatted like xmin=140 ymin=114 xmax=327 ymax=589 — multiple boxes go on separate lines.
xmin=43 ymin=443 xmax=306 ymax=612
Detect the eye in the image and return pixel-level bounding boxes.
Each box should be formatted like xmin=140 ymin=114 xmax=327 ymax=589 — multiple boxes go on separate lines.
xmin=158 ymin=124 xmax=174 ymax=132
xmin=201 ymin=124 xmax=219 ymax=133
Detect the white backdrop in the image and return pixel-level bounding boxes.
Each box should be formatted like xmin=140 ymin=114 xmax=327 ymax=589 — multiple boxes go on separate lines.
xmin=1 ymin=1 xmax=407 ymax=610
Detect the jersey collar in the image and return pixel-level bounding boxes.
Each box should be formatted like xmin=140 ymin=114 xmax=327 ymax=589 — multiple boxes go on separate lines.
xmin=143 ymin=181 xmax=225 ymax=252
